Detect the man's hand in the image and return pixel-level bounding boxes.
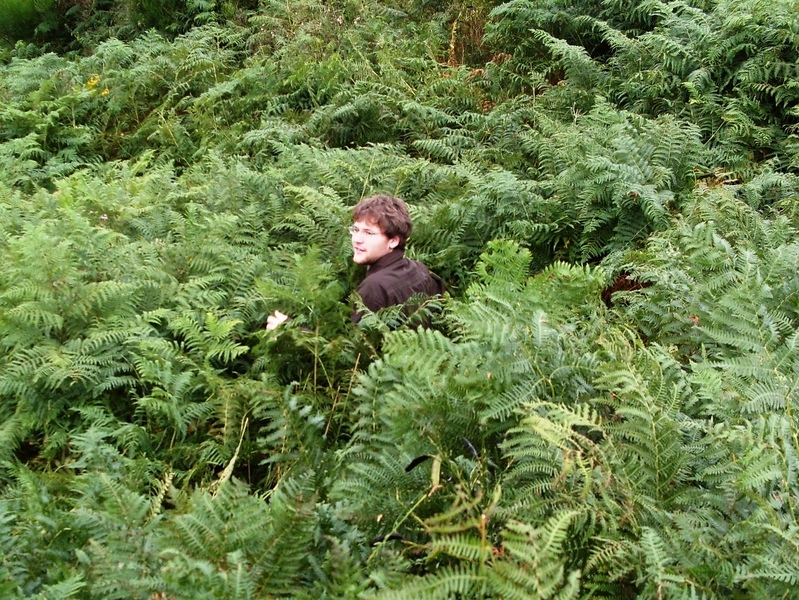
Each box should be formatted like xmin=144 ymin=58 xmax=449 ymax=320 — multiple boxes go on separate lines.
xmin=266 ymin=310 xmax=289 ymax=330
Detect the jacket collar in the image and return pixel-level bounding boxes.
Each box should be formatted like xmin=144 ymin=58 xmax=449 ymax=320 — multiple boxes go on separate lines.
xmin=366 ymin=249 xmax=405 ymax=273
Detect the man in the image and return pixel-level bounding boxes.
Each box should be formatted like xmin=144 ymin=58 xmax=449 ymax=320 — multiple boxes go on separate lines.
xmin=349 ymin=194 xmax=444 ymax=323
xmin=267 ymin=194 xmax=444 ymax=329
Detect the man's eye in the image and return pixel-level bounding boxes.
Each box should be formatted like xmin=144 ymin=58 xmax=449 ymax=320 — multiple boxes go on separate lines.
xmin=349 ymin=226 xmax=378 ymax=236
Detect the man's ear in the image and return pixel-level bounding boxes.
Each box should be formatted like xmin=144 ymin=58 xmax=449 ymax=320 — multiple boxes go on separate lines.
xmin=388 ymin=236 xmax=400 ymax=249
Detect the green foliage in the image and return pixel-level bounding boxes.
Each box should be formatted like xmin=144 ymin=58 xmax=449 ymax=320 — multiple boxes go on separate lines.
xmin=1 ymin=0 xmax=799 ymax=597
xmin=0 ymin=0 xmax=60 ymax=45
xmin=485 ymin=0 xmax=799 ymax=177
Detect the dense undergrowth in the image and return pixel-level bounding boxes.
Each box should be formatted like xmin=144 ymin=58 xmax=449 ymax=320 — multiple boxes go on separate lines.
xmin=1 ymin=0 xmax=798 ymax=598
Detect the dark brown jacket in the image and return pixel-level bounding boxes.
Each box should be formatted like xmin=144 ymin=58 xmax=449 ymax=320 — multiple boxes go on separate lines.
xmin=353 ymin=250 xmax=444 ymax=323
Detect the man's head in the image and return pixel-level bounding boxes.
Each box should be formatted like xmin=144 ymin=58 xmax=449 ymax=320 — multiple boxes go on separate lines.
xmin=350 ymin=194 xmax=413 ymax=265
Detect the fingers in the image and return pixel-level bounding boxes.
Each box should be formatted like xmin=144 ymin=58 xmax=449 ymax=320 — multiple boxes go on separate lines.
xmin=266 ymin=310 xmax=289 ymax=330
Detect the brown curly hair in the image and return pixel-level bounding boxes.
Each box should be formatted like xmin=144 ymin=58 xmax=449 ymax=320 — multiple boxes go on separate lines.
xmin=351 ymin=194 xmax=413 ymax=249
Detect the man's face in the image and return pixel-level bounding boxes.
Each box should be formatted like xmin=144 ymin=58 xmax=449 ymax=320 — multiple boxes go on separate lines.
xmin=351 ymin=219 xmax=399 ymax=265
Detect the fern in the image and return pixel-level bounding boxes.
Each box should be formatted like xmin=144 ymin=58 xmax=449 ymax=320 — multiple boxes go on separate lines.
xmin=2 ymin=1 xmax=799 ymax=597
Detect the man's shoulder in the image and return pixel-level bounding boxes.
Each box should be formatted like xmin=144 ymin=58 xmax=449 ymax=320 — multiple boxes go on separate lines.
xmin=363 ymin=256 xmax=443 ymax=295
xmin=403 ymin=256 xmax=445 ymax=292
xmin=353 ymin=253 xmax=445 ymax=321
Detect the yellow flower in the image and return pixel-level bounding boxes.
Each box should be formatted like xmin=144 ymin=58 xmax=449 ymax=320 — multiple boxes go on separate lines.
xmin=87 ymin=75 xmax=100 ymax=90
xmin=101 ymin=88 xmax=109 ymax=96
